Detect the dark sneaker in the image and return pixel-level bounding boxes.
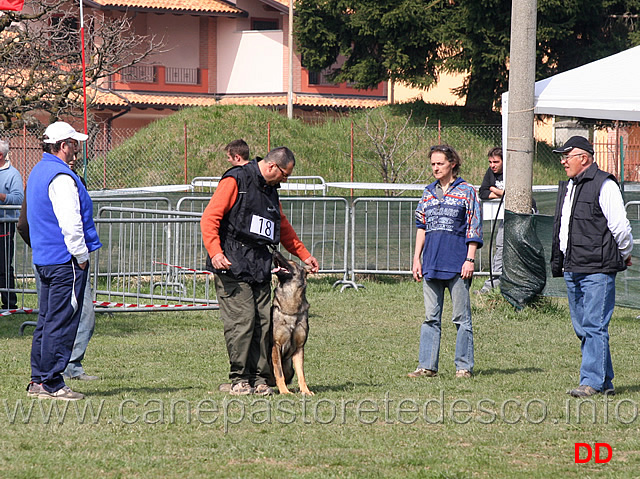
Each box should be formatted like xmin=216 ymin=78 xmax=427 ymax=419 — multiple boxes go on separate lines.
xmin=407 ymin=368 xmax=437 ymax=378
xmin=254 ymin=384 xmax=274 ymax=396
xmin=229 ymin=381 xmax=253 ymax=396
xmin=26 ymin=382 xmax=43 ymax=397
xmin=69 ymin=373 xmax=99 ymax=381
xmin=455 ymin=369 xmax=472 ymax=378
xmin=38 ymin=385 xmax=84 ymax=401
xmin=569 ymin=385 xmax=599 ymax=398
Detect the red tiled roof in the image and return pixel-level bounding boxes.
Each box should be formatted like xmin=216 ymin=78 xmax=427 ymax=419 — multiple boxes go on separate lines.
xmin=92 ymin=90 xmax=387 ymax=110
xmin=92 ymin=90 xmax=218 ymax=107
xmin=85 ymin=0 xmax=244 ymax=15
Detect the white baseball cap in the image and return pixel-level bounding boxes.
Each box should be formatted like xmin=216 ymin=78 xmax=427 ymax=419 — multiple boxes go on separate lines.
xmin=43 ymin=121 xmax=89 ymax=144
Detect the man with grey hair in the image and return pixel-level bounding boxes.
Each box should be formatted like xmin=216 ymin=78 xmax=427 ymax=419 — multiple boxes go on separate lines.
xmin=551 ymin=136 xmax=633 ymax=397
xmin=0 ymin=139 xmax=24 ymax=310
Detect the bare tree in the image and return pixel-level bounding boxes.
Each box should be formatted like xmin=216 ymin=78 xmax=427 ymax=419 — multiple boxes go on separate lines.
xmin=0 ymin=0 xmax=162 ymax=128
xmin=354 ymin=109 xmax=430 ymax=196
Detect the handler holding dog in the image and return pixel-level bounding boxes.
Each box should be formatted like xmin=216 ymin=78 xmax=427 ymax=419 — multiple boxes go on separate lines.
xmin=201 ymin=146 xmax=319 ymax=396
xmin=410 ymin=145 xmax=482 ymax=379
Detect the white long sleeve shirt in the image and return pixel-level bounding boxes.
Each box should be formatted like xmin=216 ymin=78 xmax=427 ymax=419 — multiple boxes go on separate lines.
xmin=560 ymin=178 xmax=633 ymax=260
xmin=48 ymin=173 xmax=89 ymax=264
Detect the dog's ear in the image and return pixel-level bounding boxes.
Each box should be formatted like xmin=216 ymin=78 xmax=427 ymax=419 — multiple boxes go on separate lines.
xmin=301 ymin=262 xmax=312 ymax=275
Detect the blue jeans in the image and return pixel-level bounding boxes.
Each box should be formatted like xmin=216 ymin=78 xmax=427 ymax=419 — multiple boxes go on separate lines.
xmin=34 ymin=264 xmax=95 ymax=378
xmin=418 ymin=275 xmax=474 ymax=372
xmin=564 ymin=272 xmax=616 ymax=391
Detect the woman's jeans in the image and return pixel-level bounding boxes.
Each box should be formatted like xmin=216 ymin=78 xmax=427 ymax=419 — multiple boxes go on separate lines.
xmin=418 ymin=275 xmax=474 ymax=372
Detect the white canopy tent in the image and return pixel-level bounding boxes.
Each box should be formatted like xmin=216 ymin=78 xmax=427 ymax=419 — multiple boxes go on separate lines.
xmin=502 ymin=45 xmax=640 ymax=147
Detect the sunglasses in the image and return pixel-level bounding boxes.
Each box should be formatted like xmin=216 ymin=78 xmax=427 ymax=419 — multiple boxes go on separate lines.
xmin=430 ymin=145 xmax=453 ymax=153
xmin=274 ymin=163 xmax=289 ymax=179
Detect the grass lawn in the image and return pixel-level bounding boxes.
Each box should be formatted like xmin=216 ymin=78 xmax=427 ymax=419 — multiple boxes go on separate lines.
xmin=1 ymin=275 xmax=639 ymax=478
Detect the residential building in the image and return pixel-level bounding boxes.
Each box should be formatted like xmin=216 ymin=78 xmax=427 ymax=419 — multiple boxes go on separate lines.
xmin=84 ymin=0 xmax=388 ymax=130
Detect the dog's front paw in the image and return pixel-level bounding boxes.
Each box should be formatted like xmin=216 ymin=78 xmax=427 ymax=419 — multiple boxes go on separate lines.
xmin=300 ymin=389 xmax=314 ymax=396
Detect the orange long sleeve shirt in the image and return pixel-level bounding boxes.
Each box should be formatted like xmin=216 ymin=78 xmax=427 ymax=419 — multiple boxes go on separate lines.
xmin=200 ymin=176 xmax=311 ymax=262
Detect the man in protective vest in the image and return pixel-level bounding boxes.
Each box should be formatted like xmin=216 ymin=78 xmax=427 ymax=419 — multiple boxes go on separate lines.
xmin=551 ymin=136 xmax=632 ymax=397
xmin=201 ymin=146 xmax=319 ymax=396
xmin=26 ymin=121 xmax=102 ymax=401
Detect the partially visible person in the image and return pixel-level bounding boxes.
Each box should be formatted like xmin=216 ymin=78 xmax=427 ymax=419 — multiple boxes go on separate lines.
xmin=225 ymin=139 xmax=250 ymax=167
xmin=0 ymin=139 xmax=24 ymax=310
xmin=477 ymin=146 xmax=504 ymax=294
xmin=410 ymin=145 xmax=483 ymax=379
xmin=17 ymin=150 xmax=99 ymax=382
xmin=551 ymin=136 xmax=632 ymax=398
xmin=25 ymin=121 xmax=102 ymax=401
xmin=201 ymin=146 xmax=319 ymax=396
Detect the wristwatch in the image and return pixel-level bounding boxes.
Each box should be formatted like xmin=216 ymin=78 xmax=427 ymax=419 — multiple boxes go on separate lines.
xmin=465 ymin=257 xmax=475 ymax=263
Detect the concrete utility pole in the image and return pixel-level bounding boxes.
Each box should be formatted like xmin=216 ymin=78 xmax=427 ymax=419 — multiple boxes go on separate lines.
xmin=505 ymin=0 xmax=537 ymax=214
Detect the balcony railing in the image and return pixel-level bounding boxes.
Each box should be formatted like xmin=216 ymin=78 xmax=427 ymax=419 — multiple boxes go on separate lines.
xmin=118 ymin=65 xmax=201 ymax=86
xmin=165 ymin=67 xmax=200 ymax=85
xmin=120 ymin=65 xmax=157 ymax=83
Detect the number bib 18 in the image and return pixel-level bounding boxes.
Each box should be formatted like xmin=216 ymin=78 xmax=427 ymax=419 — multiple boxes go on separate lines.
xmin=250 ymin=214 xmax=275 ymax=241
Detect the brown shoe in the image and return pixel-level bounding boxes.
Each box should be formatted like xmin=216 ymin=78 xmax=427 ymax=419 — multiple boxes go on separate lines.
xmin=407 ymin=368 xmax=437 ymax=378
xmin=254 ymin=384 xmax=274 ymax=396
xmin=38 ymin=385 xmax=84 ymax=401
xmin=217 ymin=383 xmax=232 ymax=393
xmin=229 ymin=381 xmax=254 ymax=396
xmin=569 ymin=385 xmax=598 ymax=397
xmin=455 ymin=369 xmax=472 ymax=378
xmin=26 ymin=382 xmax=43 ymax=397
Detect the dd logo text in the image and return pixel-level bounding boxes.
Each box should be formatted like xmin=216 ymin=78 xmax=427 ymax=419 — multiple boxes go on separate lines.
xmin=574 ymin=443 xmax=612 ymax=464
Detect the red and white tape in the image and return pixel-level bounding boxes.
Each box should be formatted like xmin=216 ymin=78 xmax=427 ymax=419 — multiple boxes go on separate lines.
xmin=153 ymin=261 xmax=214 ymax=275
xmin=0 ymin=308 xmax=34 ymax=316
xmin=94 ymin=301 xmax=211 ymax=309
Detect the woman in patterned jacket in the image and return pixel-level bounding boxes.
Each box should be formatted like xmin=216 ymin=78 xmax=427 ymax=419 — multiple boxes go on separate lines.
xmin=409 ymin=145 xmax=483 ymax=379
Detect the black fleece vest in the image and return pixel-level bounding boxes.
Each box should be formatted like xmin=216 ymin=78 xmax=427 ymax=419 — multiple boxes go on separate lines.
xmin=551 ymin=163 xmax=626 ymax=277
xmin=207 ymin=159 xmax=281 ymax=284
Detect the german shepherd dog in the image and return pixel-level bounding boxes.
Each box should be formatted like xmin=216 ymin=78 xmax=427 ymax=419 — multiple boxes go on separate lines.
xmin=271 ymin=250 xmax=313 ymax=395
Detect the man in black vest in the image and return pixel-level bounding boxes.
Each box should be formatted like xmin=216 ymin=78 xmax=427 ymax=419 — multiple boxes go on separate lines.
xmin=551 ymin=136 xmax=632 ymax=397
xmin=201 ymin=147 xmax=319 ymax=396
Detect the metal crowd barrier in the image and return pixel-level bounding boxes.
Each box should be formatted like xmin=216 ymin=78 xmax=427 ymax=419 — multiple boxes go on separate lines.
xmin=176 ymin=196 xmax=350 ymax=280
xmin=93 ymin=206 xmax=217 ymax=312
xmin=2 ymin=192 xmax=507 ymax=318
xmin=339 ymin=197 xmax=495 ymax=290
xmin=191 ymin=176 xmax=327 ymax=196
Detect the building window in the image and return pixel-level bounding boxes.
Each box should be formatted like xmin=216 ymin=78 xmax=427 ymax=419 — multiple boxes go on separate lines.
xmin=252 ymin=18 xmax=279 ymax=30
xmin=308 ymin=68 xmax=338 ymax=86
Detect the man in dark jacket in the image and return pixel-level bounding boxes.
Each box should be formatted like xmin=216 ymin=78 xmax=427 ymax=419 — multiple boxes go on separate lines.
xmin=551 ymin=136 xmax=632 ymax=398
xmin=477 ymin=147 xmax=504 ymax=293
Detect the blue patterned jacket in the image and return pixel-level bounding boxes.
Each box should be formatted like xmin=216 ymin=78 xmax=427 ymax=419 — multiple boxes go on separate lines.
xmin=415 ymin=177 xmax=483 ymax=280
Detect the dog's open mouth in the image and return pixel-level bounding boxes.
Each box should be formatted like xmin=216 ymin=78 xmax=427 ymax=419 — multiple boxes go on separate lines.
xmin=271 ymin=265 xmax=290 ymax=275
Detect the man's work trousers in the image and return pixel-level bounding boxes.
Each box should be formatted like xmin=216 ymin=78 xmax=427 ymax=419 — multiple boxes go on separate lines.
xmin=214 ymin=273 xmax=273 ymax=387
xmin=30 ymin=260 xmax=88 ymax=393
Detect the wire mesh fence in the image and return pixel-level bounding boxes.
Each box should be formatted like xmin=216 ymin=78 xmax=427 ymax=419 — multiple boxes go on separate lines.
xmin=0 ymin=120 xmax=638 ymax=192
